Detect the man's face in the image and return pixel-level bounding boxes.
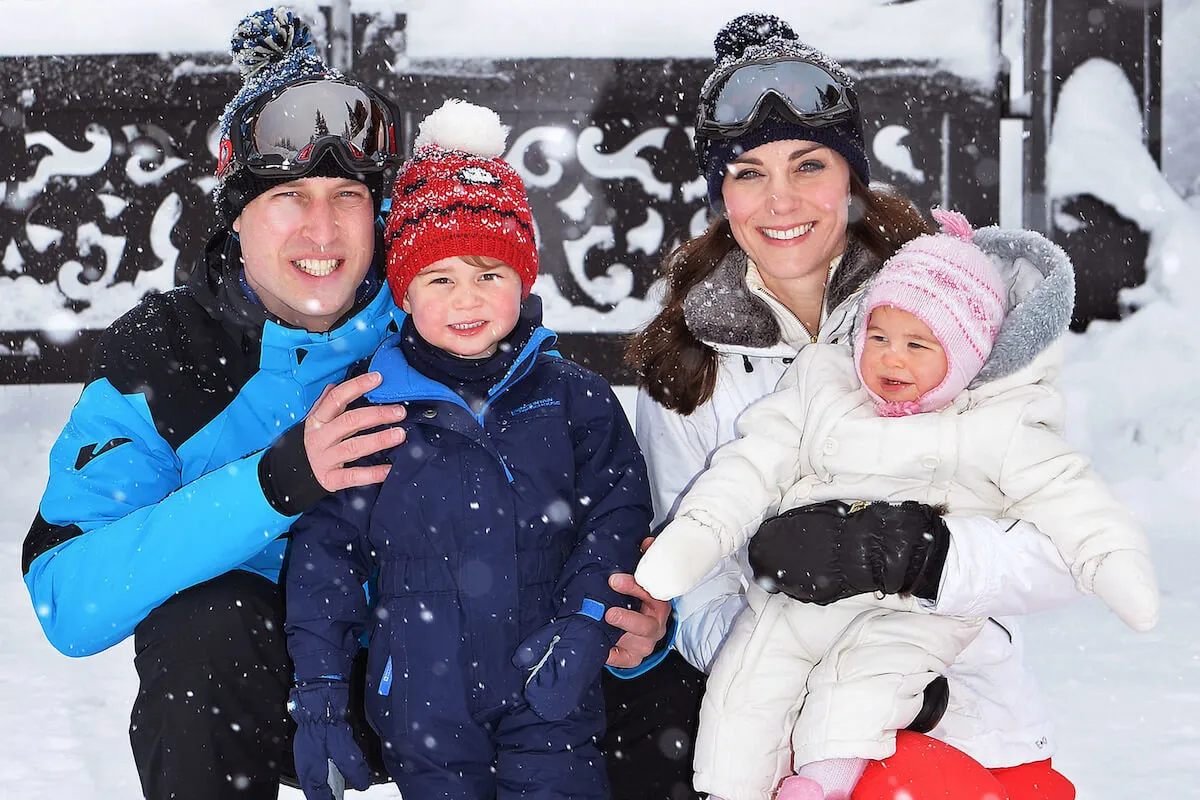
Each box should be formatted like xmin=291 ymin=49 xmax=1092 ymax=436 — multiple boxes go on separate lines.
xmin=233 ymin=176 xmax=375 ymax=333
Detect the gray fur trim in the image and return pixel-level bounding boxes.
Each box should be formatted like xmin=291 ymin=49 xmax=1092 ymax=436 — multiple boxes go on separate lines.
xmin=970 ymin=227 xmax=1076 ymax=386
xmin=826 ymin=238 xmax=880 ymax=313
xmin=683 ymin=249 xmax=780 ymax=348
xmin=682 ymin=239 xmax=881 ymax=349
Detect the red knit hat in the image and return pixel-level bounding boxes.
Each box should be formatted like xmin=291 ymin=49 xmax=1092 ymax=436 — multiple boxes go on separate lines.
xmin=385 ymin=99 xmax=539 ymax=302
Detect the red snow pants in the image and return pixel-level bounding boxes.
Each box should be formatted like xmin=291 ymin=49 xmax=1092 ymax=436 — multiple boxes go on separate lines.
xmin=852 ymin=731 xmax=1076 ymax=800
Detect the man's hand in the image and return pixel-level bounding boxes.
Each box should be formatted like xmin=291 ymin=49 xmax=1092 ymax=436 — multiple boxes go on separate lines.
xmin=305 ymin=372 xmax=406 ymax=491
xmin=604 ymin=537 xmax=672 ymax=669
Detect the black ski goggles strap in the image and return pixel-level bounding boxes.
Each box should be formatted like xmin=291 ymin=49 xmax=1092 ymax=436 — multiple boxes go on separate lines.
xmin=696 ymin=59 xmax=854 ymax=141
xmin=218 ymin=78 xmax=401 ymax=179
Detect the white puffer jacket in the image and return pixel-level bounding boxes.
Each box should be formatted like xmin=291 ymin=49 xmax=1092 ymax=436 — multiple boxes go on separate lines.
xmin=641 ymin=340 xmax=1158 ymax=629
xmin=635 ymin=232 xmax=1093 ymax=768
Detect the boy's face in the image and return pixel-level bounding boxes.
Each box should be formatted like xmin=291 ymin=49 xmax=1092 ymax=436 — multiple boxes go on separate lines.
xmin=401 ymin=256 xmax=523 ymax=359
xmin=859 ymin=305 xmax=948 ymax=404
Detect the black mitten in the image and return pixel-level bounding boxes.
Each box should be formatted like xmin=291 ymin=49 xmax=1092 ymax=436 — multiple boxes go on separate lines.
xmin=748 ymin=500 xmax=855 ymax=604
xmin=748 ymin=500 xmax=950 ymax=605
xmin=841 ymin=500 xmax=950 ymax=601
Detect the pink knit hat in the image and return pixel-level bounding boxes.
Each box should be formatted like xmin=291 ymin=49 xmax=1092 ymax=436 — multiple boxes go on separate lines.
xmin=854 ymin=208 xmax=1007 ymax=415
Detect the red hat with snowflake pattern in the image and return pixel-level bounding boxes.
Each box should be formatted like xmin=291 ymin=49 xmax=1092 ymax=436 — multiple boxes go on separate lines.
xmin=385 ymin=99 xmax=539 ymax=302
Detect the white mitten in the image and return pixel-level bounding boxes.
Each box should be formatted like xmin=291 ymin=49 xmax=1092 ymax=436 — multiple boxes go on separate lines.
xmin=634 ymin=517 xmax=725 ymax=601
xmin=1090 ymin=550 xmax=1160 ymax=632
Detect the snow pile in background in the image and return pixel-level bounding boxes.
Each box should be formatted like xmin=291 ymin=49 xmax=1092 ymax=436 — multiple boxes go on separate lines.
xmin=1048 ymin=57 xmax=1200 ymax=485
xmin=1029 ymin=58 xmax=1200 ymax=798
xmin=1164 ymin=0 xmax=1200 ymax=194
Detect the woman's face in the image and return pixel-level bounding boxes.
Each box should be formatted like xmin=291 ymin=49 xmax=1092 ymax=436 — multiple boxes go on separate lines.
xmin=721 ymin=139 xmax=851 ymax=289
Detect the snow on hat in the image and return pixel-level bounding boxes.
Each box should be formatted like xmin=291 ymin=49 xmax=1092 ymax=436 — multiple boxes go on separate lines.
xmin=854 ymin=208 xmax=1007 ymax=415
xmin=697 ymin=13 xmax=870 ymax=209
xmin=385 ymin=99 xmax=539 ymax=302
xmin=212 ymin=7 xmax=384 ymax=224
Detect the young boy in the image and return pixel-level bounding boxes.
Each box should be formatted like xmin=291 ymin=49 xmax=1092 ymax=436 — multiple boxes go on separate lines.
xmin=635 ymin=210 xmax=1160 ymax=800
xmin=283 ymin=99 xmax=651 ymax=800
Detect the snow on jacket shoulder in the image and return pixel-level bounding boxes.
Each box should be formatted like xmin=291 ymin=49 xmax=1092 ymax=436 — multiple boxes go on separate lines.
xmin=22 ymin=231 xmax=401 ymax=657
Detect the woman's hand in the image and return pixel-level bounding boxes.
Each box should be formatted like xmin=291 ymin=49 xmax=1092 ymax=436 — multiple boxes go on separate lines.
xmin=749 ymin=500 xmax=951 ymax=604
xmin=604 ymin=538 xmax=673 ymax=669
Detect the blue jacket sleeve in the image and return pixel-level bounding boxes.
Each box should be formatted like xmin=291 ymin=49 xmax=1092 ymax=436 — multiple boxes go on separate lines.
xmin=23 ymin=378 xmax=298 ymax=657
xmin=284 ymin=481 xmax=379 ymax=681
xmin=553 ymin=373 xmax=653 ymax=641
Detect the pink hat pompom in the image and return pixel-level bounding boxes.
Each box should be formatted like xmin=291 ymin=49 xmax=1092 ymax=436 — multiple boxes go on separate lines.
xmin=931 ymin=208 xmax=974 ymax=242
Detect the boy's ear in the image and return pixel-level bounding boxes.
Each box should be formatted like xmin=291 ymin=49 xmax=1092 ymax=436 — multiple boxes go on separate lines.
xmin=400 ymin=292 xmax=412 ymax=314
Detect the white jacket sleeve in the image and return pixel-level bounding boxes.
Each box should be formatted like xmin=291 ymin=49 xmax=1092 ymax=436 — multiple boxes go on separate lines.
xmin=635 ymin=364 xmax=810 ymax=602
xmin=634 ymin=389 xmax=749 ymax=672
xmin=933 ymin=516 xmax=1082 ymax=618
xmin=992 ymin=386 xmax=1159 ymax=629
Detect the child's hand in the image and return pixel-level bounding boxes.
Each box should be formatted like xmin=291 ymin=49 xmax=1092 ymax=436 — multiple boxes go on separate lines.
xmin=513 ymin=615 xmax=611 ymax=721
xmin=287 ymin=681 xmax=372 ymax=800
xmin=1091 ymin=550 xmax=1160 ymax=631
xmin=633 ymin=518 xmax=723 ymax=601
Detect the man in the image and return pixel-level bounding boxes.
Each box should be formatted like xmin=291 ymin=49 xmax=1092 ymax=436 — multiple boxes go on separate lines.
xmin=21 ymin=8 xmax=669 ymax=799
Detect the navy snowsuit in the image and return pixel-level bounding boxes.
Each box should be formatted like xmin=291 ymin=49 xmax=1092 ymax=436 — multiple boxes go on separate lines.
xmin=285 ymin=310 xmax=652 ymax=799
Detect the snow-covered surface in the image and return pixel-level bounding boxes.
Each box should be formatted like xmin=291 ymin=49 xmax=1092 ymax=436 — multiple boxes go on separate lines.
xmin=0 ymin=0 xmax=999 ymax=85
xmin=1165 ymin=0 xmax=1200 ymax=194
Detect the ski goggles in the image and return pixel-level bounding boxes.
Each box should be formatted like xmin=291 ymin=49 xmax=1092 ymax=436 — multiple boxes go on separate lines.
xmin=696 ymin=58 xmax=855 ymax=142
xmin=218 ymin=78 xmax=401 ymax=179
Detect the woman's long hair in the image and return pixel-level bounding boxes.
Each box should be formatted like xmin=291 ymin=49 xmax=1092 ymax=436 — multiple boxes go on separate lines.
xmin=625 ymin=174 xmax=934 ymax=414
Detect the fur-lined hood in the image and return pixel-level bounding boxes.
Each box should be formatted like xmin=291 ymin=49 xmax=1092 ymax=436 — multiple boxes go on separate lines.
xmin=682 ymin=238 xmax=882 ymax=351
xmin=967 ymin=226 xmax=1076 ymax=386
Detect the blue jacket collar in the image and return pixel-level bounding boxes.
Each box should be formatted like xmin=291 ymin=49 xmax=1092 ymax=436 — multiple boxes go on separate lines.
xmin=365 ymin=326 xmax=558 ymax=408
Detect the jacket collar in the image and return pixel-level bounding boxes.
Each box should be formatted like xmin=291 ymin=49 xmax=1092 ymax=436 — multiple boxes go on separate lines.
xmin=366 ymin=310 xmax=559 ymax=410
xmin=682 ymin=237 xmax=880 ymax=356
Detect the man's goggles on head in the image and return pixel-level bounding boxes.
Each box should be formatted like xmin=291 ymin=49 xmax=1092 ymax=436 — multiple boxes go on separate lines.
xmin=696 ymin=58 xmax=854 ymax=142
xmin=218 ymin=78 xmax=401 ymax=179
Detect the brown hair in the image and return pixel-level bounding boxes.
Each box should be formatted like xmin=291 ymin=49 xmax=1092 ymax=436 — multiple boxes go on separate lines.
xmin=624 ymin=174 xmax=934 ymax=414
xmin=461 ymin=254 xmax=509 ymax=269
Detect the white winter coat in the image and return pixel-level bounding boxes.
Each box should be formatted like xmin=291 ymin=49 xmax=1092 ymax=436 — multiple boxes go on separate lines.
xmin=640 ymin=336 xmax=1158 ymax=798
xmin=634 ymin=232 xmax=1093 ymax=769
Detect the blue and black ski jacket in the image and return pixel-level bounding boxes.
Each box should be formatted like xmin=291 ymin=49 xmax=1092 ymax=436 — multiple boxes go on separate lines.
xmin=22 ymin=230 xmax=402 ymax=657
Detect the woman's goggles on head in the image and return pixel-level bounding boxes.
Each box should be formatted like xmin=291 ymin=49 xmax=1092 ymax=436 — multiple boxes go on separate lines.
xmin=696 ymin=58 xmax=854 ymax=142
xmin=218 ymin=78 xmax=401 ymax=179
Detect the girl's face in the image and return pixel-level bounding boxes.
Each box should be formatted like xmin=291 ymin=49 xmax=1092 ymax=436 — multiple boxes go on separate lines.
xmin=721 ymin=139 xmax=851 ymax=290
xmin=859 ymin=305 xmax=948 ymax=403
xmin=401 ymin=256 xmax=523 ymax=359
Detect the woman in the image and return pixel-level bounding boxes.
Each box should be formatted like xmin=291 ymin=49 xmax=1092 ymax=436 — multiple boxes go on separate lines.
xmin=626 ymin=13 xmax=1080 ymax=800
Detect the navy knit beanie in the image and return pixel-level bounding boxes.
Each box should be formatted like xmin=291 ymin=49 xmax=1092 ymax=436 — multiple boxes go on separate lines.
xmin=697 ymin=13 xmax=871 ymax=210
xmin=213 ymin=7 xmax=384 ymax=225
